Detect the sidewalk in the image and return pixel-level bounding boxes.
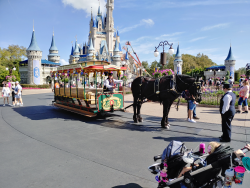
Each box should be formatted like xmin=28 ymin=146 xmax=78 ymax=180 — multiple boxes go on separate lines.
xmin=124 ymin=94 xmax=249 ymax=127
xmin=0 ymin=89 xmax=52 ymax=98
xmin=1 ymin=90 xmax=248 ymax=127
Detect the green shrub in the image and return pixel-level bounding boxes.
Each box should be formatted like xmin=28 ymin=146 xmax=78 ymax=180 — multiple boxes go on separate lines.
xmin=21 ymin=84 xmax=50 ymax=88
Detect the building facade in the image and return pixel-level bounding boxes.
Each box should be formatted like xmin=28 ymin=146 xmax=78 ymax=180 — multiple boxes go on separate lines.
xmin=68 ymin=0 xmax=125 ymax=68
xmin=204 ymin=46 xmax=236 ymax=80
xmin=19 ymin=28 xmax=60 ymax=85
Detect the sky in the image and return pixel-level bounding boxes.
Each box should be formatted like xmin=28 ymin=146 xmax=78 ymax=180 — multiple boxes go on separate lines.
xmin=0 ymin=0 xmax=250 ymax=69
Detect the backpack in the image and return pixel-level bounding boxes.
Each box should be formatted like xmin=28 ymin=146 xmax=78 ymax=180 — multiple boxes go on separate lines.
xmin=209 ymin=79 xmax=212 ymax=84
xmin=161 ymin=140 xmax=186 ymax=161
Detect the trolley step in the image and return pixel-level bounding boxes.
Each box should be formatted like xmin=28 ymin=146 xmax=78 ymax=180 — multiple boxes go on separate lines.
xmin=53 ymin=103 xmax=97 ymax=118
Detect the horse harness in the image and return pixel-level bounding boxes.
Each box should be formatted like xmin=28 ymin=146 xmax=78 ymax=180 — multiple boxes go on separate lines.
xmin=137 ymin=75 xmax=182 ymax=103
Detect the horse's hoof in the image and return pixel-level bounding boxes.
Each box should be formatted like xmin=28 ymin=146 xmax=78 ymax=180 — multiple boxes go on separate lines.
xmin=134 ymin=119 xmax=138 ymax=123
xmin=166 ymin=125 xmax=170 ymax=129
xmin=138 ymin=118 xmax=143 ymax=122
xmin=168 ymin=124 xmax=171 ymax=127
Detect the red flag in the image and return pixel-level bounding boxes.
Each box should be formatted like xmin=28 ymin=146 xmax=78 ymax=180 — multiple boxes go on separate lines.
xmin=125 ymin=41 xmax=131 ymax=45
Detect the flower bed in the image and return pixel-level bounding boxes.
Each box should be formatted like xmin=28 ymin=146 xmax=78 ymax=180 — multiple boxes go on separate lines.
xmin=177 ymin=89 xmax=250 ymax=107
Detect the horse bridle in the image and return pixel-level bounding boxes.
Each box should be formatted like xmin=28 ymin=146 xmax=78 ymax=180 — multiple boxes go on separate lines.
xmin=175 ymin=74 xmax=201 ymax=101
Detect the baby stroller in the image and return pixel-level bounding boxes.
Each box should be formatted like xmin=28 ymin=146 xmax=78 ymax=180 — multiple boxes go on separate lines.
xmin=148 ymin=140 xmax=249 ymax=188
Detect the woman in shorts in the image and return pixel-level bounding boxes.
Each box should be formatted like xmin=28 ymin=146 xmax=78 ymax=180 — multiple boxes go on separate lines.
xmin=1 ymin=84 xmax=10 ymax=106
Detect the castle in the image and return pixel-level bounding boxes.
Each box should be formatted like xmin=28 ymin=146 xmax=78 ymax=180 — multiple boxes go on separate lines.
xmin=69 ymin=0 xmax=123 ymax=67
xmin=19 ymin=28 xmax=60 ymax=85
xmin=19 ymin=0 xmax=134 ymax=85
xmin=204 ymin=46 xmax=236 ymax=80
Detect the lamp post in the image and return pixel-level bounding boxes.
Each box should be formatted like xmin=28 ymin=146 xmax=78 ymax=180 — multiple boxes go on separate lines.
xmin=142 ymin=68 xmax=145 ymax=76
xmin=190 ymin=66 xmax=195 ymax=77
xmin=154 ymin=41 xmax=174 ymax=69
xmin=137 ymin=67 xmax=140 ymax=77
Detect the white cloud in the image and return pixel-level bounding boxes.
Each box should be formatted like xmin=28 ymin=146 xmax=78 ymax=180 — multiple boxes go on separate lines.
xmin=120 ymin=19 xmax=154 ymax=33
xmin=155 ymin=32 xmax=184 ymax=40
xmin=60 ymin=59 xmax=69 ymax=65
xmin=145 ymin=0 xmax=250 ymax=9
xmin=62 ymin=0 xmax=106 ymax=16
xmin=141 ymin=19 xmax=154 ymax=26
xmin=201 ymin=23 xmax=230 ymax=31
xmin=189 ymin=37 xmax=207 ymax=42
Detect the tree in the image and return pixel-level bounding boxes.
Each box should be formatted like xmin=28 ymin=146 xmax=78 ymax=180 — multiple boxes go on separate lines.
xmin=235 ymin=67 xmax=246 ymax=76
xmin=141 ymin=61 xmax=149 ymax=70
xmin=246 ymin=70 xmax=250 ymax=77
xmin=0 ymin=45 xmax=26 ymax=84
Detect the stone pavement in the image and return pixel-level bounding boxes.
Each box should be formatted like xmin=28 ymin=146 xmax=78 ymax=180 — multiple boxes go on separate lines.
xmin=0 ymin=90 xmax=249 ymax=188
xmin=124 ymin=94 xmax=250 ymax=127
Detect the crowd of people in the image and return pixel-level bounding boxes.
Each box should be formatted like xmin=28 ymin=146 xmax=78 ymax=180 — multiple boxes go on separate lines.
xmin=1 ymin=81 xmax=23 ymax=107
xmin=182 ymin=75 xmax=249 ymax=142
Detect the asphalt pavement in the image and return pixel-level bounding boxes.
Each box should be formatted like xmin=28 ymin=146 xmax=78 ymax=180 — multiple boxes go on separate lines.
xmin=0 ymin=93 xmax=250 ymax=188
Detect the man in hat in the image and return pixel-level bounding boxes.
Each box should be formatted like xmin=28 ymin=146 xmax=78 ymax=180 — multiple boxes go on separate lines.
xmin=104 ymin=72 xmax=123 ymax=92
xmin=219 ymin=83 xmax=236 ymax=142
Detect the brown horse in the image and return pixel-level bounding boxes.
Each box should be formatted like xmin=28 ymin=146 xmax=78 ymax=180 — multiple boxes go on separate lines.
xmin=131 ymin=74 xmax=199 ymax=128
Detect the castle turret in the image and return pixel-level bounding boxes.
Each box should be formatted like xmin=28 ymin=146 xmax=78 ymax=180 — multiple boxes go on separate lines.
xmin=90 ymin=7 xmax=93 ymax=33
xmin=92 ymin=19 xmax=97 ymax=48
xmin=87 ymin=38 xmax=95 ymax=60
xmin=174 ymin=44 xmax=183 ymax=74
xmin=71 ymin=40 xmax=80 ymax=64
xmin=26 ymin=27 xmax=42 ymax=84
xmin=112 ymin=39 xmax=121 ymax=66
xmin=48 ymin=32 xmax=60 ymax=64
xmin=106 ymin=0 xmax=115 ymax=53
xmin=225 ymin=45 xmax=236 ymax=80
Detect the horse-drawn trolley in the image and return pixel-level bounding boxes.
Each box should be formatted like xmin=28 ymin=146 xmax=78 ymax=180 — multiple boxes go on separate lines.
xmin=51 ymin=60 xmax=127 ymax=117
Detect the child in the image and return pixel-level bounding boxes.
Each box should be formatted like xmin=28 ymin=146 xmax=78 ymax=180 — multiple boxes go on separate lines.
xmin=2 ymin=84 xmax=10 ymax=106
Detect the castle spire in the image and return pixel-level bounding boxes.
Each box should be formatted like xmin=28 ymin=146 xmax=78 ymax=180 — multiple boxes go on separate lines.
xmin=125 ymin=49 xmax=129 ymax=60
xmin=175 ymin=44 xmax=181 ymax=58
xmin=225 ymin=46 xmax=236 ymax=61
xmin=71 ymin=46 xmax=74 ymax=55
xmin=49 ymin=32 xmax=58 ymax=51
xmin=114 ymin=39 xmax=120 ymax=52
xmin=91 ymin=7 xmax=93 ymax=20
xmin=89 ymin=38 xmax=95 ymax=51
xmin=98 ymin=2 xmax=101 ymax=15
xmin=27 ymin=29 xmax=41 ymax=51
xmin=74 ymin=40 xmax=79 ymax=53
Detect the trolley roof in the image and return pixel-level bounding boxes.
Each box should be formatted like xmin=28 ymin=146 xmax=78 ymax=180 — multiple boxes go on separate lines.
xmin=53 ymin=61 xmax=127 ymax=73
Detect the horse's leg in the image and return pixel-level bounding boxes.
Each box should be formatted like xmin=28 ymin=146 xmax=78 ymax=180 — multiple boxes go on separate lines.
xmin=133 ymin=96 xmax=138 ymax=123
xmin=161 ymin=101 xmax=169 ymax=129
xmin=137 ymin=101 xmax=143 ymax=122
xmin=165 ymin=102 xmax=172 ymax=128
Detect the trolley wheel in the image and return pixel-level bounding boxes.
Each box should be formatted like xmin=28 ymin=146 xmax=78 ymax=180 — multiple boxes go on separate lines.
xmin=98 ymin=110 xmax=107 ymax=119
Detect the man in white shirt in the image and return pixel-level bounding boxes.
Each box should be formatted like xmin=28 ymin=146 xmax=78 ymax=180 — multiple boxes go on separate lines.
xmin=104 ymin=72 xmax=123 ymax=92
xmin=219 ymin=83 xmax=236 ymax=142
xmin=89 ymin=82 xmax=95 ymax=88
xmin=228 ymin=76 xmax=234 ymax=85
xmin=14 ymin=81 xmax=23 ymax=106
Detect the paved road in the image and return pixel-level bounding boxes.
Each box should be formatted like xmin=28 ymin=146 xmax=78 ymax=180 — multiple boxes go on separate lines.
xmin=0 ymin=93 xmax=250 ymax=188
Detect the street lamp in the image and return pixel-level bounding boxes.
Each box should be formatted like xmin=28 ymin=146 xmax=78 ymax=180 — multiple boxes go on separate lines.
xmin=13 ymin=67 xmax=16 ymax=71
xmin=121 ymin=61 xmax=126 ymax=67
xmin=137 ymin=67 xmax=140 ymax=76
xmin=190 ymin=66 xmax=195 ymax=77
xmin=154 ymin=41 xmax=174 ymax=69
xmin=6 ymin=67 xmax=9 ymax=71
